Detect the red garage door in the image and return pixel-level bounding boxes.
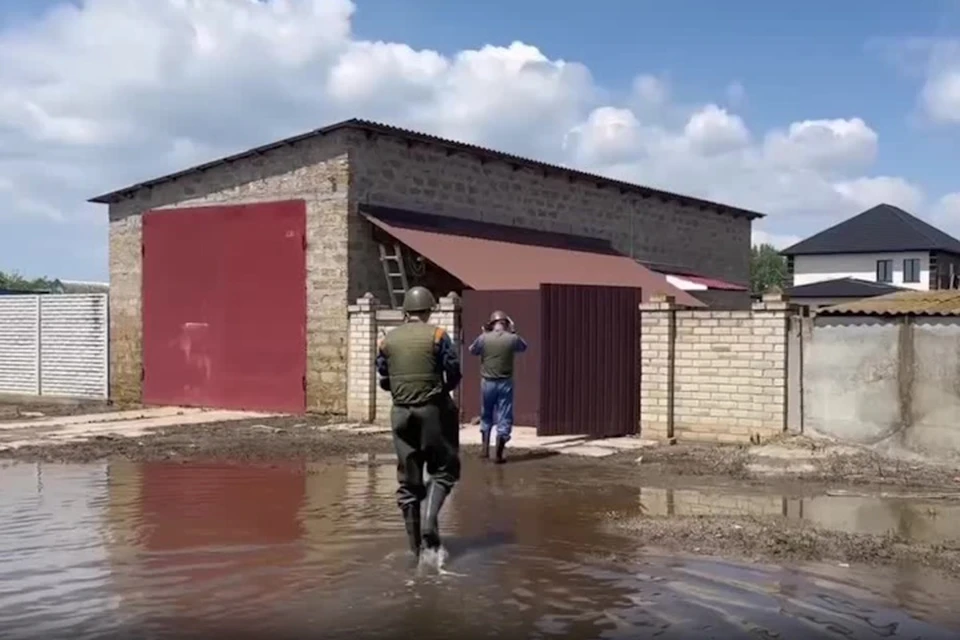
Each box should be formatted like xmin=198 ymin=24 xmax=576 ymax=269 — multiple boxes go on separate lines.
xmin=142 ymin=200 xmax=307 ymax=413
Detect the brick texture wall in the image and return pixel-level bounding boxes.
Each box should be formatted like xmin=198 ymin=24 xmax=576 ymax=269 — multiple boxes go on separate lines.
xmin=640 ymin=293 xmax=789 ymax=443
xmin=346 ymin=131 xmax=752 ymax=303
xmin=107 ymin=131 xmax=352 ymax=412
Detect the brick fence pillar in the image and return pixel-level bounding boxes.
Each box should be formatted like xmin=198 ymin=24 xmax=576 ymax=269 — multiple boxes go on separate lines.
xmin=347 ymin=293 xmax=379 ymax=422
xmin=433 ymin=292 xmax=461 ymax=403
xmin=751 ymin=291 xmax=790 ymax=435
xmin=640 ymin=294 xmax=677 ymax=442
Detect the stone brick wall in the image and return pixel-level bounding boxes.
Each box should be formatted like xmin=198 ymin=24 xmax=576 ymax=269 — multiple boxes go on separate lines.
xmin=345 ymin=131 xmax=753 ymax=303
xmin=347 ymin=293 xmax=461 ymax=424
xmin=640 ymin=293 xmax=789 ymax=443
xmin=107 ymin=131 xmax=352 ymax=412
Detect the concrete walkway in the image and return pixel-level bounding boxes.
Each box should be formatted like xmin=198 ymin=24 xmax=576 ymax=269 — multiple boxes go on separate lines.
xmin=0 ymin=407 xmax=280 ymax=450
xmin=458 ymin=425 xmax=654 ymax=458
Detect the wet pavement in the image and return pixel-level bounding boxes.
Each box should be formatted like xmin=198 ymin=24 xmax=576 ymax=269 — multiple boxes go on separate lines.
xmin=2 ymin=457 xmax=960 ymax=639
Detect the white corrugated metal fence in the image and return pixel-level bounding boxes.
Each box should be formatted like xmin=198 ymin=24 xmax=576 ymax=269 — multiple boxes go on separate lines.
xmin=0 ymin=294 xmax=108 ymax=399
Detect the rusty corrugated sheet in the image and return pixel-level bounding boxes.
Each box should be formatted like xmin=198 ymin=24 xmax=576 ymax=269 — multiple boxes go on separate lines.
xmin=460 ymin=289 xmax=541 ymax=427
xmin=539 ymin=284 xmax=643 ymax=438
xmin=362 ymin=208 xmax=704 ymax=307
xmin=817 ymin=289 xmax=960 ymax=317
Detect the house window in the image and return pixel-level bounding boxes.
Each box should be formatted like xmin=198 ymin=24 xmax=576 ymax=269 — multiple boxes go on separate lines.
xmin=903 ymin=258 xmax=921 ymax=283
xmin=876 ymin=259 xmax=893 ymax=283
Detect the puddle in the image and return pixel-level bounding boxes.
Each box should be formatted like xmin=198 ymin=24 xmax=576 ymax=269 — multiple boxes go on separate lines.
xmin=0 ymin=458 xmax=959 ymax=638
xmin=638 ymin=486 xmax=960 ymax=544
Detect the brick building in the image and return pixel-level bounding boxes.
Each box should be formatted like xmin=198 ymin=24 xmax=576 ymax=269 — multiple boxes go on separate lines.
xmin=91 ymin=119 xmax=763 ymax=415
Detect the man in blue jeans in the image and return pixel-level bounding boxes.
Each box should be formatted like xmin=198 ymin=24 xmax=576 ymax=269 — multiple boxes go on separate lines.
xmin=468 ymin=310 xmax=528 ymax=463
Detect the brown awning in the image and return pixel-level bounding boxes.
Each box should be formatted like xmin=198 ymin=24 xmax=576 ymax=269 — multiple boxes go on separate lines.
xmin=361 ymin=206 xmax=704 ymax=307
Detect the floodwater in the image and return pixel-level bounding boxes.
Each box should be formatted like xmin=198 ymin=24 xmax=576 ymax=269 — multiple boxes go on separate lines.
xmin=2 ymin=457 xmax=960 ymax=640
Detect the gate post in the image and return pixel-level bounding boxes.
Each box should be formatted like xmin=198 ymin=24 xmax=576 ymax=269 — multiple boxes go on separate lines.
xmin=640 ymin=294 xmax=677 ymax=443
xmin=433 ymin=292 xmax=461 ymax=401
xmin=347 ymin=293 xmax=380 ymax=422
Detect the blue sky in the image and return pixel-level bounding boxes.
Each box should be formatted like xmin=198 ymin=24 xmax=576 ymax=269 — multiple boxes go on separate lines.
xmin=1 ymin=0 xmax=960 ymax=281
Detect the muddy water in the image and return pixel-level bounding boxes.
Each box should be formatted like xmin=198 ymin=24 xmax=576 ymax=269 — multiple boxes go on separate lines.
xmin=2 ymin=458 xmax=960 ymax=640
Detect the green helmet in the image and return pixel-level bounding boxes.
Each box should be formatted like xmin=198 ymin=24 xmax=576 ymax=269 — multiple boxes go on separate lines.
xmin=402 ymin=286 xmax=436 ymax=313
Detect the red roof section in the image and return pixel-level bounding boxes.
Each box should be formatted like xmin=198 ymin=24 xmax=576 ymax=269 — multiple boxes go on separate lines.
xmin=362 ymin=207 xmax=704 ymax=307
xmin=677 ymin=274 xmax=748 ymax=291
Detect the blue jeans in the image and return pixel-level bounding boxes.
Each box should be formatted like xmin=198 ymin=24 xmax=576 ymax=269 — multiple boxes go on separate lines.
xmin=480 ymin=378 xmax=515 ymax=442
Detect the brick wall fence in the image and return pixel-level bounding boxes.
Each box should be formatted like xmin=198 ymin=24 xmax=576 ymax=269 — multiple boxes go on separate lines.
xmin=347 ymin=290 xmax=793 ymax=440
xmin=347 ymin=292 xmax=461 ymax=423
xmin=640 ymin=292 xmax=791 ymax=443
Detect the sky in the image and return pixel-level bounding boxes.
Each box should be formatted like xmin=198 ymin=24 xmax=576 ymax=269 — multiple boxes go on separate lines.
xmin=2 ymin=0 xmax=960 ymax=282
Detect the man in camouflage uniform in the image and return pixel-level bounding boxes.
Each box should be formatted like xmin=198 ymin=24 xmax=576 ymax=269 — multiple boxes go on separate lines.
xmin=375 ymin=286 xmax=462 ymax=558
xmin=468 ymin=310 xmax=528 ymax=463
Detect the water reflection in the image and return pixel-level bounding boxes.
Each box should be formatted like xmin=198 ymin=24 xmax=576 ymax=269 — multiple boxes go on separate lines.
xmin=0 ymin=458 xmax=958 ymax=638
xmin=638 ymin=486 xmax=960 ymax=544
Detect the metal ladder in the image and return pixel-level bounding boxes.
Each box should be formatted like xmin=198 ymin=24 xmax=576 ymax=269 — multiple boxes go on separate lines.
xmin=379 ymin=242 xmax=410 ymax=309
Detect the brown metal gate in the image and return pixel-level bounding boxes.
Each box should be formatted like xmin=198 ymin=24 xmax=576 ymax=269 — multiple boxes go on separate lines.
xmin=539 ymin=284 xmax=643 ymax=438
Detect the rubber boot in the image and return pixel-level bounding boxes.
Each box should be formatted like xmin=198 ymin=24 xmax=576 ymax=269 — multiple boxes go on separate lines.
xmin=421 ymin=482 xmax=450 ymax=550
xmin=480 ymin=431 xmax=491 ymax=459
xmin=401 ymin=504 xmax=422 ymax=557
xmin=495 ymin=436 xmax=506 ymax=464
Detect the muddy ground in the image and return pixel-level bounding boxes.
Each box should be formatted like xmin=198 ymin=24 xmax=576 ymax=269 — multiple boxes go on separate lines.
xmin=3 ymin=413 xmax=960 ymax=578
xmin=2 ymin=415 xmax=957 ymax=490
xmin=609 ymin=514 xmax=960 ymax=578
xmin=0 ymin=396 xmax=115 ymax=422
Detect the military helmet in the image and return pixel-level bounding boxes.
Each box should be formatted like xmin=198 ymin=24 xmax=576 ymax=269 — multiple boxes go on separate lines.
xmin=402 ymin=286 xmax=436 ymax=313
xmin=488 ymin=310 xmax=510 ymax=325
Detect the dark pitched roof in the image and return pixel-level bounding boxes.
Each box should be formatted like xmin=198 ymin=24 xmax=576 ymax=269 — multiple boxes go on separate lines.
xmin=784 ymin=277 xmax=903 ymax=299
xmin=87 ymin=119 xmax=763 ymax=220
xmin=781 ymin=204 xmax=960 ymax=256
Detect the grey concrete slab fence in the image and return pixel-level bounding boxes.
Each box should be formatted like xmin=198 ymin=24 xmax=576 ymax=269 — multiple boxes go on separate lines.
xmin=0 ymin=294 xmax=109 ymax=399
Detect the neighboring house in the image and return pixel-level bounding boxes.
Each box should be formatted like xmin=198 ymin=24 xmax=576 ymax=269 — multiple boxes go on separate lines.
xmin=783 ymin=277 xmax=903 ymax=310
xmin=781 ymin=203 xmax=960 ymax=293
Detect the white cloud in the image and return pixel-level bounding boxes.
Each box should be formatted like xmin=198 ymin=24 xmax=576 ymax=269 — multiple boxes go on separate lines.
xmin=931 ymin=192 xmax=960 ymax=227
xmin=751 ymin=229 xmax=801 ymax=250
xmin=917 ymin=40 xmax=960 ymax=124
xmin=0 ymin=0 xmax=952 ymax=278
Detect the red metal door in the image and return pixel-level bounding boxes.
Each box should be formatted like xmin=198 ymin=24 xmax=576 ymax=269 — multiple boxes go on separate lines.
xmin=142 ymin=200 xmax=307 ymax=413
xmin=538 ymin=284 xmax=643 ymax=438
xmin=460 ymin=289 xmax=541 ymax=427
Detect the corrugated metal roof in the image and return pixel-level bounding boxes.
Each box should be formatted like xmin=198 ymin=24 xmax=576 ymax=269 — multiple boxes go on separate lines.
xmin=87 ymin=119 xmax=764 ymax=220
xmin=362 ymin=207 xmax=705 ymax=307
xmin=817 ymin=289 xmax=960 ymax=316
xmin=641 ymin=261 xmax=748 ymax=291
xmin=673 ymin=274 xmax=747 ymax=291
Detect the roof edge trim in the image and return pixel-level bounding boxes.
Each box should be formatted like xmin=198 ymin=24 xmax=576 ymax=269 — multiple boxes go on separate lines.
xmin=88 ymin=119 xmax=765 ymax=220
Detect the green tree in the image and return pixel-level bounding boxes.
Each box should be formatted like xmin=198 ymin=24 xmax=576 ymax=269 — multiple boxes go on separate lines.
xmin=0 ymin=270 xmax=59 ymax=292
xmin=750 ymin=243 xmax=787 ymax=295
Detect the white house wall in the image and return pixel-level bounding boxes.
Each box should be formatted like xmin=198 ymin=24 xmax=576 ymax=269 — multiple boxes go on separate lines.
xmin=792 ymin=252 xmax=930 ymax=290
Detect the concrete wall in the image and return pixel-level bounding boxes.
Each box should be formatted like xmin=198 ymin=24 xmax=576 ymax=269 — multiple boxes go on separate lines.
xmin=346 ymin=130 xmax=753 ymax=303
xmin=804 ymin=315 xmax=960 ymax=456
xmin=792 ymin=252 xmax=930 ymax=290
xmin=107 ymin=132 xmax=352 ymax=412
xmin=639 ymin=293 xmax=789 ymax=443
xmin=347 ymin=293 xmax=460 ymax=424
